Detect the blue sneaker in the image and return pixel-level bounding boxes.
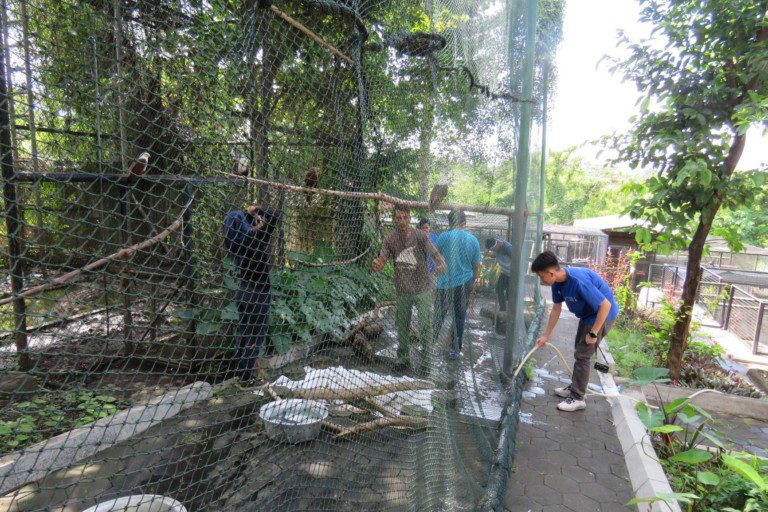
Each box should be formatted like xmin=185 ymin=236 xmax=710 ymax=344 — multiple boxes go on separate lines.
xmin=449 ymin=350 xmax=458 ymax=361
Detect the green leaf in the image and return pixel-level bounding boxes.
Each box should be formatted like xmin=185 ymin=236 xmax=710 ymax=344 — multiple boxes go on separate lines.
xmin=221 ymin=303 xmax=239 ymax=321
xmin=172 ymin=307 xmax=200 ymax=321
xmin=626 ymin=491 xmax=699 ymax=506
xmin=669 ymin=449 xmax=713 ymax=464
xmin=696 ymin=471 xmax=720 ymax=486
xmin=271 ymin=332 xmax=292 ymax=355
xmin=664 ymin=397 xmax=690 ymax=415
xmin=629 ymin=367 xmax=670 ymax=386
xmin=675 ymin=412 xmax=701 ymax=425
xmin=721 ymin=454 xmax=767 ymax=490
xmin=699 ymin=431 xmax=725 ymax=450
xmin=196 ymin=321 xmax=224 ymax=335
xmin=636 ymin=402 xmax=664 ymax=429
xmin=223 ymin=275 xmax=239 ymax=291
xmin=650 ymin=424 xmax=684 ymax=434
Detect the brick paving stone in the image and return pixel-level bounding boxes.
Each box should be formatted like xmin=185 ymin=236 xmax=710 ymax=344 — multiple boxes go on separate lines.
xmin=544 ymin=474 xmax=581 ymax=494
xmin=561 ymin=492 xmax=602 ymax=512
xmin=506 ymin=300 xmax=634 ymax=511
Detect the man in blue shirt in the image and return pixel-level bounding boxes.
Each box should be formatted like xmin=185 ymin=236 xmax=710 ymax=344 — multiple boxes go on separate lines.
xmin=433 ymin=209 xmax=482 ymax=360
xmin=531 ymin=251 xmax=619 ymax=412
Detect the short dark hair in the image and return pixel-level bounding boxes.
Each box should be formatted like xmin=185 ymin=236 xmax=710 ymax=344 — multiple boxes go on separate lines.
xmin=485 ymin=238 xmax=498 ymax=250
xmin=394 ymin=205 xmax=410 ymax=216
xmin=418 ymin=217 xmax=430 ymax=228
xmin=448 ymin=209 xmax=466 ymax=228
xmin=531 ymin=250 xmax=560 ymax=273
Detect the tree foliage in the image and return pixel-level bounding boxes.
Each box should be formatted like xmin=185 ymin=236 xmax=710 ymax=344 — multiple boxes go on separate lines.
xmin=608 ymin=0 xmax=768 ymax=378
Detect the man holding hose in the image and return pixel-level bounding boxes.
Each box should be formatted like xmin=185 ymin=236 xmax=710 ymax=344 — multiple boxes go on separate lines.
xmin=531 ymin=251 xmax=619 ymax=412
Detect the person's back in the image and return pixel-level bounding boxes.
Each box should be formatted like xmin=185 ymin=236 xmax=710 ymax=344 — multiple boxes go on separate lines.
xmin=551 ymin=266 xmax=619 ymax=324
xmin=436 ymin=229 xmax=481 ymax=289
xmin=224 ymin=207 xmax=279 ymax=288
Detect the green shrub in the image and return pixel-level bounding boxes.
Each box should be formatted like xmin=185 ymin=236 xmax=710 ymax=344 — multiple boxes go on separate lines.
xmin=0 ymin=389 xmax=128 ymax=454
xmin=606 ymin=325 xmax=655 ymax=378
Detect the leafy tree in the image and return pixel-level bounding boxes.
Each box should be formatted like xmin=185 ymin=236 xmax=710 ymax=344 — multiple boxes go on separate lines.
xmin=608 ymin=0 xmax=768 ymax=378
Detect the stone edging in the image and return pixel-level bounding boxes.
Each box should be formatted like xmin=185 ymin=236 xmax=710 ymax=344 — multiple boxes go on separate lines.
xmin=596 ymin=347 xmax=682 ymax=512
xmin=642 ymin=383 xmax=768 ymax=422
xmin=0 ymin=381 xmax=212 ymax=495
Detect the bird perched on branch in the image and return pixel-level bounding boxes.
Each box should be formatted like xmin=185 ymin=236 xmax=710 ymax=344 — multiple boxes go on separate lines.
xmin=236 ymin=155 xmax=250 ymax=177
xmin=127 ymin=152 xmax=150 ymax=179
xmin=304 ymin=166 xmax=319 ymax=204
xmin=429 ymin=181 xmax=448 ymax=212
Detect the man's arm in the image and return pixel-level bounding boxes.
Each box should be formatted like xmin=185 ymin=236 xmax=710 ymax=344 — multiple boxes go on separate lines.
xmin=254 ymin=207 xmax=281 ymax=235
xmin=372 ymin=251 xmax=388 ymax=272
xmin=372 ymin=236 xmax=390 ymax=273
xmin=426 ymin=240 xmax=447 ymax=275
xmin=536 ymin=302 xmax=562 ymax=347
xmin=588 ymin=299 xmax=612 ymax=344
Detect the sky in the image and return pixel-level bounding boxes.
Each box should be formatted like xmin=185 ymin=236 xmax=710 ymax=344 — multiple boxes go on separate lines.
xmin=548 ymin=0 xmax=768 ymax=173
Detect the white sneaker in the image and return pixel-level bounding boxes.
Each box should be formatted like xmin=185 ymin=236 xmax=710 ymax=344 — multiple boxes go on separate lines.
xmin=554 ymin=385 xmax=572 ymax=398
xmin=557 ymin=397 xmax=586 ymax=412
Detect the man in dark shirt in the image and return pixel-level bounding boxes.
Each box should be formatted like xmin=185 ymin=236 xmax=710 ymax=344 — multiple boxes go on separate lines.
xmin=224 ymin=203 xmax=280 ymax=385
xmin=485 ymin=238 xmax=513 ymax=313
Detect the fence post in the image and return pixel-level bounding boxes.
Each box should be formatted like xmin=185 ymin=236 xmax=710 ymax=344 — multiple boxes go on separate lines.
xmin=0 ymin=27 xmax=29 ymax=371
xmin=754 ymin=302 xmax=766 ymax=356
xmin=721 ymin=285 xmax=736 ymax=331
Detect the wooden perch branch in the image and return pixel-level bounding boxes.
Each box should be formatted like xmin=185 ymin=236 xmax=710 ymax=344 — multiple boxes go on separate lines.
xmin=269 ymin=5 xmax=354 ymax=65
xmin=0 ymin=196 xmax=194 ymax=307
xmin=272 ymin=379 xmax=435 ymax=401
xmin=338 ymin=302 xmax=394 ymax=345
xmin=215 ymin=169 xmax=516 ymax=216
xmin=333 ymin=415 xmax=428 ymax=439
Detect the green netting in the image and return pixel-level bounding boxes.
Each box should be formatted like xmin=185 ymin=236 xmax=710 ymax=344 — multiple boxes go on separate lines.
xmin=0 ymin=1 xmax=554 ymax=510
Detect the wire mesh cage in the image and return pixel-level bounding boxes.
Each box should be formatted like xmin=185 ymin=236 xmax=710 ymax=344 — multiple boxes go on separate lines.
xmin=0 ymin=0 xmax=554 ymax=510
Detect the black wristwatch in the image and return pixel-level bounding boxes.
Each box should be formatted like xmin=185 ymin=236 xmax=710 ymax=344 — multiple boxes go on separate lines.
xmin=588 ymin=331 xmax=598 ymax=339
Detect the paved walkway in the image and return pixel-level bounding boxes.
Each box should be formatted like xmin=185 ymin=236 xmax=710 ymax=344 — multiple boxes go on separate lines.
xmin=505 ymin=305 xmax=634 ymax=511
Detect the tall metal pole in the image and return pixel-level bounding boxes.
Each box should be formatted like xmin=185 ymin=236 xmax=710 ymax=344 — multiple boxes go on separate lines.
xmin=0 ymin=28 xmax=29 ymax=370
xmin=504 ymin=0 xmax=538 ymax=374
xmin=113 ymin=0 xmax=133 ymax=345
xmin=535 ymin=61 xmax=549 ymax=256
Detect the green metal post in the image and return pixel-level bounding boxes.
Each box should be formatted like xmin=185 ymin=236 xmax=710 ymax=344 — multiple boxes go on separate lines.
xmin=535 ymin=61 xmax=549 ymax=256
xmin=504 ymin=0 xmax=538 ymax=374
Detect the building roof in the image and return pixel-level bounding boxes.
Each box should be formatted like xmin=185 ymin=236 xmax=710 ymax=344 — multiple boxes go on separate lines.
xmin=544 ymin=224 xmax=608 ymax=238
xmin=572 ymin=214 xmax=666 ymax=233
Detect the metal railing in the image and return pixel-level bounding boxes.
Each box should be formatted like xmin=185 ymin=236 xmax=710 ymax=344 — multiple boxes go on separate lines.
xmin=646 ymin=264 xmax=767 ymax=355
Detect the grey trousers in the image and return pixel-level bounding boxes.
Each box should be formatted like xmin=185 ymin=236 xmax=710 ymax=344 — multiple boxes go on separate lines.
xmin=570 ymin=318 xmax=616 ymax=400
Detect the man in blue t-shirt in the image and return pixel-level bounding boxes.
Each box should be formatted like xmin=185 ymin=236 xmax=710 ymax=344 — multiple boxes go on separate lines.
xmin=433 ymin=209 xmax=482 ymax=360
xmin=531 ymin=251 xmax=619 ymax=412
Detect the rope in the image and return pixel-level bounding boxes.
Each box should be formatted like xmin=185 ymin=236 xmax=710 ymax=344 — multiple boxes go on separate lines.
xmin=269 ymin=5 xmax=353 ymax=65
